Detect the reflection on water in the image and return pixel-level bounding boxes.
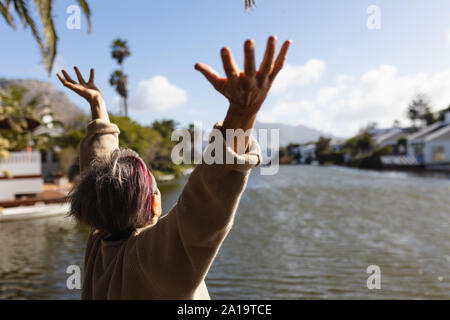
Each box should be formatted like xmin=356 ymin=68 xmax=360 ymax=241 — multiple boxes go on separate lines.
xmin=0 ymin=166 xmax=449 ymax=299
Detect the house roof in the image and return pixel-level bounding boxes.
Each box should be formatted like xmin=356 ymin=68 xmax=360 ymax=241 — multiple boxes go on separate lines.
xmin=407 ymin=121 xmax=448 ymax=142
xmin=375 ymin=128 xmax=402 ymax=145
xmin=376 ymin=127 xmax=417 ymax=145
xmin=425 ymin=125 xmax=450 ymax=142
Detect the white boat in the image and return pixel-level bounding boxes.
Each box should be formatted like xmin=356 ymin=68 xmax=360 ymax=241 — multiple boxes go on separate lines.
xmin=0 ymin=202 xmax=70 ymax=222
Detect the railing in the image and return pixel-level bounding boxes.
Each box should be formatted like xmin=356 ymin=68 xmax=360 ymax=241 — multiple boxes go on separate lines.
xmin=0 ymin=151 xmax=41 ymax=176
xmin=0 ymin=151 xmax=40 ymax=164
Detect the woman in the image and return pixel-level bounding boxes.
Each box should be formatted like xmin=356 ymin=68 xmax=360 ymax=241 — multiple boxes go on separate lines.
xmin=57 ymin=36 xmax=291 ymax=299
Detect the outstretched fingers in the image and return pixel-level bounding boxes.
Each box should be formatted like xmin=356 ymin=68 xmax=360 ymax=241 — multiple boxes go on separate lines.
xmin=56 ymin=72 xmax=79 ymax=92
xmin=74 ymin=66 xmax=87 ymax=84
xmin=88 ymin=68 xmax=95 ymax=85
xmin=221 ymin=47 xmax=240 ymax=80
xmin=244 ymin=39 xmax=256 ymax=78
xmin=61 ymin=70 xmax=76 ymax=84
xmin=259 ymin=36 xmax=277 ymax=77
xmin=269 ymin=40 xmax=291 ymax=83
xmin=195 ymin=63 xmax=225 ymax=91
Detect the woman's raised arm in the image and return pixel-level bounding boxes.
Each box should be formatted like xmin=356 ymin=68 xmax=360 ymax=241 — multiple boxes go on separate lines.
xmin=57 ymin=67 xmax=119 ymax=174
xmin=195 ymin=36 xmax=291 ymax=153
xmin=57 ymin=67 xmax=110 ymax=123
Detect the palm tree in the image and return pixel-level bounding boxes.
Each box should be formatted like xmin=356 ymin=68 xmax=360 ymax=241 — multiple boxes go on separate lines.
xmin=245 ymin=0 xmax=256 ymax=9
xmin=0 ymin=85 xmax=50 ymax=157
xmin=111 ymin=38 xmax=131 ymax=65
xmin=0 ymin=0 xmax=92 ymax=75
xmin=109 ymin=70 xmax=128 ymax=116
xmin=110 ymin=38 xmax=131 ymax=116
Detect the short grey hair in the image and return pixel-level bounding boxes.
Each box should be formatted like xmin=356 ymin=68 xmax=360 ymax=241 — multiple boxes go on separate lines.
xmin=68 ymin=148 xmax=157 ymax=238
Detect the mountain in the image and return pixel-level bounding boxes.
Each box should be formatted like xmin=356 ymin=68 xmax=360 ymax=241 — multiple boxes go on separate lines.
xmin=0 ymin=78 xmax=86 ymax=126
xmin=254 ymin=121 xmax=334 ymax=147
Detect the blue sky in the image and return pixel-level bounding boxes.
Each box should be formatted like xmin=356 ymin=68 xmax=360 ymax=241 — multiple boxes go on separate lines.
xmin=2 ymin=0 xmax=450 ymax=137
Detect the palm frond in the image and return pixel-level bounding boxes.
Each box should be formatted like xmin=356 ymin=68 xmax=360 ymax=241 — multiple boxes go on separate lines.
xmin=34 ymin=0 xmax=57 ymax=76
xmin=1 ymin=0 xmax=93 ymax=75
xmin=245 ymin=0 xmax=256 ymax=10
xmin=0 ymin=0 xmax=16 ymax=28
xmin=12 ymin=0 xmax=48 ymax=75
xmin=77 ymin=0 xmax=91 ymax=33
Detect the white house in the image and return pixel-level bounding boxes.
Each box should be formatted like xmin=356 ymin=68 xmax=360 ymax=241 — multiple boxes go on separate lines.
xmin=407 ymin=111 xmax=450 ymax=165
xmin=375 ymin=127 xmax=418 ymax=155
xmin=287 ymin=143 xmax=316 ymax=164
xmin=0 ymin=151 xmax=43 ymax=201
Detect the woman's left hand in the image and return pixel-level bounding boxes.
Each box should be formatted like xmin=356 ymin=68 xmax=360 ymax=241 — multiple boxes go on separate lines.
xmin=195 ymin=36 xmax=291 ymax=122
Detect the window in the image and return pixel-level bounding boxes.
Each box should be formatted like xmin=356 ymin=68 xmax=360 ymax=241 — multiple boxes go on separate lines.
xmin=432 ymin=145 xmax=446 ymax=162
xmin=413 ymin=143 xmax=424 ymax=156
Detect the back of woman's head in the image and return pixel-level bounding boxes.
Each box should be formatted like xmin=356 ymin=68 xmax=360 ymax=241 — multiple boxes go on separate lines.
xmin=69 ymin=148 xmax=157 ymax=238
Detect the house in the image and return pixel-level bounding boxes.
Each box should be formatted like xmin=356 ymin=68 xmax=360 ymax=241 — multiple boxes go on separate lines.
xmin=0 ymin=150 xmax=43 ymax=201
xmin=407 ymin=111 xmax=450 ymax=166
xmin=366 ymin=127 xmax=399 ymax=139
xmin=375 ymin=127 xmax=418 ymax=155
xmin=301 ymin=143 xmax=316 ymax=163
xmin=33 ymin=120 xmax=64 ymax=181
xmin=287 ymin=143 xmax=316 ymax=164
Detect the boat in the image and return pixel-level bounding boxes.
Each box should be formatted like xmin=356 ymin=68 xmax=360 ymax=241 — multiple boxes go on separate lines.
xmin=0 ymin=202 xmax=70 ymax=222
xmin=0 ymin=149 xmax=71 ymax=222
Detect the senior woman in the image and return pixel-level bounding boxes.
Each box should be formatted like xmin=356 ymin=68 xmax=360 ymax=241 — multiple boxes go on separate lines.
xmin=57 ymin=36 xmax=291 ymax=299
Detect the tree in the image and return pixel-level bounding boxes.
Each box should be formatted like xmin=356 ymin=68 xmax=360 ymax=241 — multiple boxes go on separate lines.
xmin=437 ymin=105 xmax=450 ymax=122
xmin=423 ymin=111 xmax=436 ymax=126
xmin=110 ymin=38 xmax=131 ymax=116
xmin=109 ymin=70 xmax=128 ymax=114
xmin=245 ymin=0 xmax=256 ymax=9
xmin=0 ymin=0 xmax=91 ymax=75
xmin=152 ymin=119 xmax=177 ymax=140
xmin=344 ymin=133 xmax=374 ymax=156
xmin=407 ymin=94 xmax=432 ymax=127
xmin=359 ymin=121 xmax=378 ymax=134
xmin=315 ymin=137 xmax=331 ymax=156
xmin=0 ymin=85 xmax=55 ymax=157
xmin=396 ymin=136 xmax=407 ymax=154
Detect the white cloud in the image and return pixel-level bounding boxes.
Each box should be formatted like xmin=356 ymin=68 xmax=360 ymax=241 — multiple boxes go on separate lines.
xmin=263 ymin=64 xmax=450 ymax=137
xmin=316 ymin=87 xmax=342 ymax=105
xmin=131 ymin=76 xmax=187 ymax=112
xmin=271 ymin=59 xmax=326 ymax=94
xmin=259 ymin=100 xmax=315 ymax=123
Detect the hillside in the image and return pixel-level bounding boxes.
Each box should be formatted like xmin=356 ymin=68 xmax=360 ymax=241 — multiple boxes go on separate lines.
xmin=254 ymin=121 xmax=334 ymax=147
xmin=0 ymin=78 xmax=86 ymax=126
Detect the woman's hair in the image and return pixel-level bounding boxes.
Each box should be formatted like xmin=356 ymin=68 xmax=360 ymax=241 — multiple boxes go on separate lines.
xmin=68 ymin=148 xmax=157 ymax=238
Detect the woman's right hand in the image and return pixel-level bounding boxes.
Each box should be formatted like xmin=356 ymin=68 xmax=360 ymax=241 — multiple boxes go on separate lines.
xmin=57 ymin=67 xmax=103 ymax=106
xmin=57 ymin=67 xmax=109 ymax=121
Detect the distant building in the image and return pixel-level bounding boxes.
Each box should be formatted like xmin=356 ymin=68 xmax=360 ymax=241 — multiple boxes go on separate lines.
xmin=330 ymin=138 xmax=345 ymax=153
xmin=407 ymin=111 xmax=450 ymax=165
xmin=288 ymin=143 xmax=316 ymax=164
xmin=366 ymin=127 xmax=399 ymax=138
xmin=33 ymin=120 xmax=64 ymax=181
xmin=0 ymin=151 xmax=43 ymax=201
xmin=375 ymin=127 xmax=418 ymax=155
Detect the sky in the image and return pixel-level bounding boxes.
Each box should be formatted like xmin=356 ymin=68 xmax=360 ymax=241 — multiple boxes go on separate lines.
xmin=2 ymin=0 xmax=450 ymax=137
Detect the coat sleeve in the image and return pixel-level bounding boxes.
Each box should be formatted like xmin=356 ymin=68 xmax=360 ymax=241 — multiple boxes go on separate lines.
xmin=135 ymin=122 xmax=262 ymax=298
xmin=78 ymin=119 xmax=120 ymax=174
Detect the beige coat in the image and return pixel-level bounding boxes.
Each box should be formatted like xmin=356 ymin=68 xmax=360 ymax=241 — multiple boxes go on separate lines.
xmin=79 ymin=119 xmax=261 ymax=299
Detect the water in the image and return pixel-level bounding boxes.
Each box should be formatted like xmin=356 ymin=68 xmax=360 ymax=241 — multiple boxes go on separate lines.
xmin=0 ymin=165 xmax=449 ymax=299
